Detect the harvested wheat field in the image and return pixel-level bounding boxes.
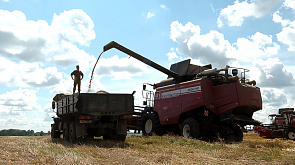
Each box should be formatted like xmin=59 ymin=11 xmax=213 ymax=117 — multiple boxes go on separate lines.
xmin=0 ymin=132 xmax=295 ymax=165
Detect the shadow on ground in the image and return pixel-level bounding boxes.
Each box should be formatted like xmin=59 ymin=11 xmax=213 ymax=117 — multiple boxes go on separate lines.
xmin=50 ymin=137 xmax=131 ymax=149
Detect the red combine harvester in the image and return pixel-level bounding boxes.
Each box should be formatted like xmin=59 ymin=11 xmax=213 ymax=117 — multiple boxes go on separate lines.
xmin=254 ymin=108 xmax=295 ymax=140
xmin=103 ymin=41 xmax=262 ymax=142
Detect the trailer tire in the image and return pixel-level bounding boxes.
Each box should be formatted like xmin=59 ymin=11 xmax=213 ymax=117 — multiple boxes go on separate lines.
xmin=180 ymin=118 xmax=199 ymax=138
xmin=141 ymin=112 xmax=164 ymax=136
xmin=51 ymin=124 xmax=60 ymax=138
xmin=69 ymin=122 xmax=77 ymax=143
xmin=63 ymin=122 xmax=69 ymax=141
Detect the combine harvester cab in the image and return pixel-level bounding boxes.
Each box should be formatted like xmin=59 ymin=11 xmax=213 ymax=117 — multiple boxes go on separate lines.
xmin=102 ymin=41 xmax=262 ymax=143
xmin=254 ymin=108 xmax=295 ymax=140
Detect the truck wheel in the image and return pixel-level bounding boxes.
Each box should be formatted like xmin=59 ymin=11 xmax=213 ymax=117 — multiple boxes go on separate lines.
xmin=63 ymin=122 xmax=69 ymax=141
xmin=51 ymin=124 xmax=60 ymax=138
xmin=141 ymin=112 xmax=163 ymax=136
xmin=287 ymin=131 xmax=295 ymax=140
xmin=69 ymin=122 xmax=77 ymax=143
xmin=180 ymin=118 xmax=199 ymax=138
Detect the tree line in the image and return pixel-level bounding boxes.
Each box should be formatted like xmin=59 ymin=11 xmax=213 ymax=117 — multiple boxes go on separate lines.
xmin=0 ymin=129 xmax=50 ymax=136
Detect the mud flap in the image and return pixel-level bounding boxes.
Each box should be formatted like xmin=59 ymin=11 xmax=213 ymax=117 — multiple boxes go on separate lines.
xmin=116 ymin=119 xmax=127 ymax=135
xmin=76 ymin=123 xmax=88 ymax=138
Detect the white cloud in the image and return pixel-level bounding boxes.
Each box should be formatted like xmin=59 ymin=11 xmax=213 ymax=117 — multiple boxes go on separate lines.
xmin=0 ymin=57 xmax=63 ymax=88
xmin=167 ymin=49 xmax=179 ymax=61
xmin=272 ymin=11 xmax=290 ymax=27
xmin=251 ymin=58 xmax=294 ymax=87
xmin=50 ymin=72 xmax=105 ymax=94
xmin=43 ymin=102 xmax=56 ymax=122
xmin=217 ymin=0 xmax=282 ymax=27
xmin=0 ymin=89 xmax=41 ymax=115
xmin=261 ymin=88 xmax=287 ymax=106
xmin=274 ymin=12 xmax=295 ymax=51
xmin=277 ymin=26 xmax=295 ymax=51
xmin=94 ymin=55 xmax=151 ymax=80
xmin=50 ymin=9 xmax=95 ymax=46
xmin=170 ymin=21 xmax=234 ymax=67
xmin=0 ymin=9 xmax=95 ymax=68
xmin=160 ymin=5 xmax=167 ymax=9
xmin=231 ymin=32 xmax=280 ymax=62
xmin=147 ymin=12 xmax=155 ymax=19
xmin=2 ymin=0 xmax=9 ymax=2
xmin=253 ymin=87 xmax=295 ymax=124
xmin=0 ymin=114 xmax=52 ymax=132
xmin=170 ymin=21 xmax=280 ymax=67
xmin=284 ymin=0 xmax=295 ymax=9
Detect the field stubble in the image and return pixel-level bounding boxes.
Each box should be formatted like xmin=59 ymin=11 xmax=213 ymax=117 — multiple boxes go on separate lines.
xmin=0 ymin=132 xmax=294 ymax=165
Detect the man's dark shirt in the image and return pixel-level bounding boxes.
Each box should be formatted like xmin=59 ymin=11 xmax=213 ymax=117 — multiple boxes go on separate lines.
xmin=71 ymin=70 xmax=84 ymax=81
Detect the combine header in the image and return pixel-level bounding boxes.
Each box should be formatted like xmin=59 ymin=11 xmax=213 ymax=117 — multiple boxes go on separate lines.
xmin=103 ymin=41 xmax=262 ymax=143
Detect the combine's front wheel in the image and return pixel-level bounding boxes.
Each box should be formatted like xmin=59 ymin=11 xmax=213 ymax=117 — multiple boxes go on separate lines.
xmin=180 ymin=118 xmax=199 ymax=138
xmin=140 ymin=112 xmax=164 ymax=136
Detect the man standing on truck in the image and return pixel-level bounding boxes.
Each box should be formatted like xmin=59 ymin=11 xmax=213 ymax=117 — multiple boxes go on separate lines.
xmin=71 ymin=65 xmax=84 ymax=93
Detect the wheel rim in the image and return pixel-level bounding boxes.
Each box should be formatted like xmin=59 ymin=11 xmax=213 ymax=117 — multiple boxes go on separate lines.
xmin=182 ymin=124 xmax=190 ymax=138
xmin=288 ymin=132 xmax=295 ymax=140
xmin=145 ymin=119 xmax=153 ymax=134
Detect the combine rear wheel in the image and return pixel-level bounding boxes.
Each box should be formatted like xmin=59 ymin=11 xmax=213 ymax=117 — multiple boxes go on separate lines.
xmin=140 ymin=112 xmax=164 ymax=136
xmin=180 ymin=118 xmax=199 ymax=138
xmin=69 ymin=122 xmax=77 ymax=143
xmin=63 ymin=122 xmax=69 ymax=141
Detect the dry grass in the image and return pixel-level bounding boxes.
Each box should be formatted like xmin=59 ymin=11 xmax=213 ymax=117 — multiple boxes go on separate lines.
xmin=0 ymin=132 xmax=295 ymax=165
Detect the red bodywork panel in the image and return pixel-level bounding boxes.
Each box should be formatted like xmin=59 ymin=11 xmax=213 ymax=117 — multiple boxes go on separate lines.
xmin=154 ymin=78 xmax=262 ymax=125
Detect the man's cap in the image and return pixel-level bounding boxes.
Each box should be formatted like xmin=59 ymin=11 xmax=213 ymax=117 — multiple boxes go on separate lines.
xmin=76 ymin=65 xmax=79 ymax=67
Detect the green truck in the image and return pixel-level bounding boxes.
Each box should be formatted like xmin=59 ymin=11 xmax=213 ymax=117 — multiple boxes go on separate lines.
xmin=51 ymin=92 xmax=134 ymax=143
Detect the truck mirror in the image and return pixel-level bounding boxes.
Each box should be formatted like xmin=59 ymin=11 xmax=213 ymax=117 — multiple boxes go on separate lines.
xmin=143 ymin=84 xmax=146 ymax=90
xmin=52 ymin=101 xmax=56 ymax=109
xmin=143 ymin=101 xmax=147 ymax=105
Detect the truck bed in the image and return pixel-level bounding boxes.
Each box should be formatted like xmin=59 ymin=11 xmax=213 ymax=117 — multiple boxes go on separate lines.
xmin=54 ymin=93 xmax=134 ymax=116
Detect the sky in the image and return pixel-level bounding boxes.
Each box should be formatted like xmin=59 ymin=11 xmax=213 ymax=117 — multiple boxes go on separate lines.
xmin=0 ymin=0 xmax=295 ymax=132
